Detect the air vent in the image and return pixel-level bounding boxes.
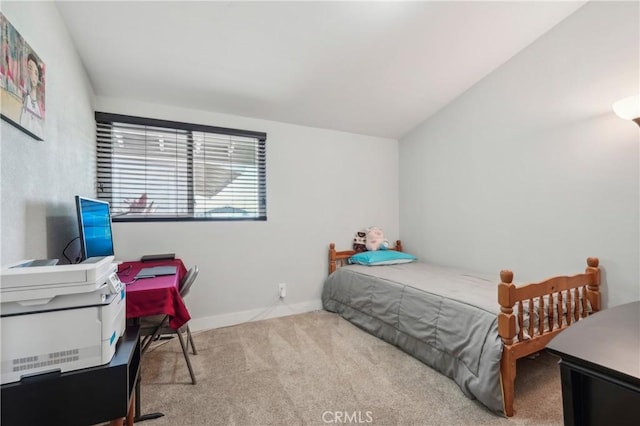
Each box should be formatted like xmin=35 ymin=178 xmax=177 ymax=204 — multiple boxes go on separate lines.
xmin=11 ymin=349 xmax=80 ymax=372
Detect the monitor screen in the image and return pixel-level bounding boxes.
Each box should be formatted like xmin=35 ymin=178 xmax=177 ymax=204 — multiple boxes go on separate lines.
xmin=75 ymin=196 xmax=115 ymax=261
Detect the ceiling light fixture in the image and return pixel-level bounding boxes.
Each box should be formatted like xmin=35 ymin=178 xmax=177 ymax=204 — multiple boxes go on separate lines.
xmin=612 ymin=94 xmax=640 ymax=126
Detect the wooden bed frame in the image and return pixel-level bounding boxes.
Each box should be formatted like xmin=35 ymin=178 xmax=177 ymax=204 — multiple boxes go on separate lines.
xmin=328 ymin=240 xmax=601 ymax=417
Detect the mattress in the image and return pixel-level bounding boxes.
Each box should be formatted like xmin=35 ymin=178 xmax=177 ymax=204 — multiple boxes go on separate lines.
xmin=321 ymin=262 xmax=504 ymax=413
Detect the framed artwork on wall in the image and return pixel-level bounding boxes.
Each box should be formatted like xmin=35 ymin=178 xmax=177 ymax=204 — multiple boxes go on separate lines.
xmin=0 ymin=13 xmax=45 ymax=141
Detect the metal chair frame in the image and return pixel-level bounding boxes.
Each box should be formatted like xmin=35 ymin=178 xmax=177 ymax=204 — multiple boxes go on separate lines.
xmin=139 ymin=265 xmax=199 ymax=384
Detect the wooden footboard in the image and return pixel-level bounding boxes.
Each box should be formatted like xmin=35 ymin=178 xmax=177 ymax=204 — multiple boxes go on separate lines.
xmin=498 ymin=257 xmax=601 ymax=417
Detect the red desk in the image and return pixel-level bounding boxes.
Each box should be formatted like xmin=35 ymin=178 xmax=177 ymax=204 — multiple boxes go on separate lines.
xmin=117 ymin=259 xmax=191 ymax=422
xmin=117 ymin=259 xmax=191 ymax=329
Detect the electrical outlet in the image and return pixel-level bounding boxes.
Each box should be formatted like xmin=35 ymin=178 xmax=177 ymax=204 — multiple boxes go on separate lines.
xmin=278 ymin=283 xmax=286 ymax=299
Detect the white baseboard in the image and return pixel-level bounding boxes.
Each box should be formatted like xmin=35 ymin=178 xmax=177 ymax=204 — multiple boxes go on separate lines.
xmin=189 ymin=299 xmax=323 ymax=332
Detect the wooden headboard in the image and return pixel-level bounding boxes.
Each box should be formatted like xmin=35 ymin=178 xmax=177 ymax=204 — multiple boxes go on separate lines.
xmin=328 ymin=240 xmax=403 ymax=274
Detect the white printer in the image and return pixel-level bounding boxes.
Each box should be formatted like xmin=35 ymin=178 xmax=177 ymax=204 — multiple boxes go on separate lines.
xmin=0 ymin=256 xmax=126 ymax=385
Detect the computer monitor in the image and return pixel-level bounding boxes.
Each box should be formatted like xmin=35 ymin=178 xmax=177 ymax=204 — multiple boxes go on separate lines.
xmin=75 ymin=196 xmax=115 ymax=262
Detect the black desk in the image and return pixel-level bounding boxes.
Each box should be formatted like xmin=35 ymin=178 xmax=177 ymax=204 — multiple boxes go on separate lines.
xmin=1 ymin=325 xmax=140 ymax=426
xmin=547 ymin=301 xmax=640 ymax=426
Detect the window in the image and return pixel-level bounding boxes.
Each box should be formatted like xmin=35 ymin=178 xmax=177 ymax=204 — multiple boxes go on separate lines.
xmin=95 ymin=112 xmax=266 ymax=221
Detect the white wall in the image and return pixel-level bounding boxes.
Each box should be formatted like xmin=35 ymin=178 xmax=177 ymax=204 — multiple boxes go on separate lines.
xmin=0 ymin=2 xmax=95 ymax=264
xmin=95 ymin=97 xmax=399 ymax=330
xmin=0 ymin=1 xmax=399 ymax=332
xmin=400 ymin=1 xmax=639 ymax=309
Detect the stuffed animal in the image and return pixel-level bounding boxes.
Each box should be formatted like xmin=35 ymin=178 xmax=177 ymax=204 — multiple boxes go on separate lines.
xmin=365 ymin=226 xmax=389 ymax=251
xmin=353 ymin=230 xmax=367 ymax=253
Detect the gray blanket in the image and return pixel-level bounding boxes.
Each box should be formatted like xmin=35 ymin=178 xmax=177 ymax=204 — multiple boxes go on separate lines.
xmin=321 ymin=262 xmax=504 ymax=414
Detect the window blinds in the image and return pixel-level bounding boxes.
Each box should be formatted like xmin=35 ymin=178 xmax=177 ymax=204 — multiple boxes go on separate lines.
xmin=95 ymin=112 xmax=266 ymax=221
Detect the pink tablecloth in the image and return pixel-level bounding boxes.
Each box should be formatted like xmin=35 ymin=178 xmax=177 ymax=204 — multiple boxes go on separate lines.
xmin=117 ymin=259 xmax=191 ymax=329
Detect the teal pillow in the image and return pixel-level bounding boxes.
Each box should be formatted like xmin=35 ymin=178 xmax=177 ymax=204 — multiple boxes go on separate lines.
xmin=349 ymin=250 xmax=417 ymax=266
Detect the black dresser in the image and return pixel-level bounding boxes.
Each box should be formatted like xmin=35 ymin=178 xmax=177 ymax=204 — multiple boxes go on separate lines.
xmin=547 ymin=301 xmax=640 ymax=426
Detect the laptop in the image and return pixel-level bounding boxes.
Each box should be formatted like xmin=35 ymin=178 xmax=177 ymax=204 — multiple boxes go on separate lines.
xmin=135 ymin=266 xmax=177 ymax=279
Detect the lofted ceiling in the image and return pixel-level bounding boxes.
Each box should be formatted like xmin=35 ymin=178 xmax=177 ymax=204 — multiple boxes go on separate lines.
xmin=55 ymin=1 xmax=586 ymax=139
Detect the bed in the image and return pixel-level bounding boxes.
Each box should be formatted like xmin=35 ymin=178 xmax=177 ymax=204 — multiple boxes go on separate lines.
xmin=322 ymin=241 xmax=601 ymax=416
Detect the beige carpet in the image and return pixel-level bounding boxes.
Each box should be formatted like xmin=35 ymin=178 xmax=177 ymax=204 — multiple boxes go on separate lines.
xmin=138 ymin=310 xmax=563 ymax=425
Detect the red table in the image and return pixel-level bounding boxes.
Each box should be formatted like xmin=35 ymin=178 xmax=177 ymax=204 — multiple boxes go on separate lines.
xmin=117 ymin=259 xmax=191 ymax=329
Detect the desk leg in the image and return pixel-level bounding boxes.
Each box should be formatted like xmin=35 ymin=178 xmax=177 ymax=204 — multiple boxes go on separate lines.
xmin=129 ymin=318 xmax=165 ymax=423
xmin=135 ymin=377 xmax=141 ymax=419
xmin=126 ymin=392 xmax=135 ymax=426
xmin=133 ymin=370 xmax=164 ymax=423
xmin=108 ymin=386 xmax=136 ymax=426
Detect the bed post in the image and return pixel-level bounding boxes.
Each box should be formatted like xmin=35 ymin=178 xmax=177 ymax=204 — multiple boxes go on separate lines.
xmin=585 ymin=257 xmax=601 ymax=312
xmin=329 ymin=243 xmax=337 ymax=275
xmin=498 ymin=269 xmax=517 ymax=417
